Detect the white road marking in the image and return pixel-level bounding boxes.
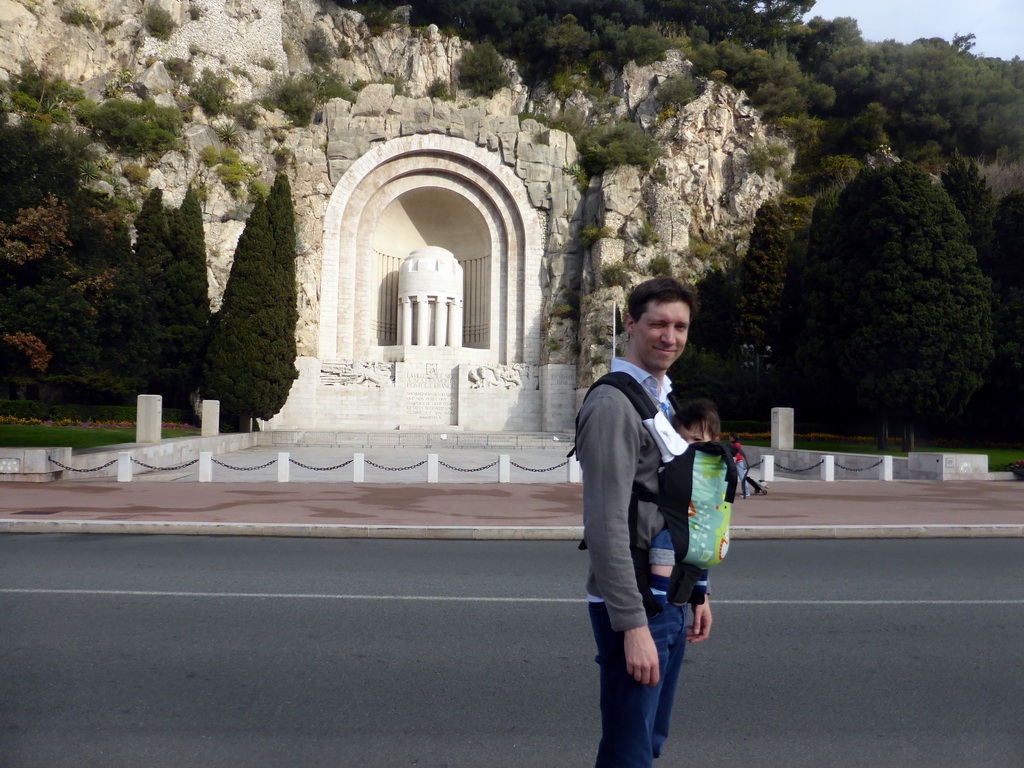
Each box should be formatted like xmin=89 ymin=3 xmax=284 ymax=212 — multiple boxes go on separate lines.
xmin=1 ymin=589 xmax=1022 ymax=604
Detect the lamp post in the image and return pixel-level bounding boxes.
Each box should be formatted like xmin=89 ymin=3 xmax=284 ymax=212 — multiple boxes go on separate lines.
xmin=741 ymin=344 xmax=773 ymax=391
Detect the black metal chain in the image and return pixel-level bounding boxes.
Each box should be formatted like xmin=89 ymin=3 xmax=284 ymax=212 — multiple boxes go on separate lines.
xmin=211 ymin=458 xmax=277 ymax=471
xmin=438 ymin=460 xmax=500 ymax=472
xmin=289 ymin=458 xmax=354 ymax=471
xmin=132 ymin=458 xmax=199 ymax=471
xmin=509 ymin=460 xmax=567 ymax=473
xmin=48 ymin=457 xmax=118 ymax=472
xmin=364 ymin=459 xmax=428 ymax=471
xmin=775 ymin=459 xmax=825 ymax=473
xmin=835 ymin=459 xmax=884 ymax=472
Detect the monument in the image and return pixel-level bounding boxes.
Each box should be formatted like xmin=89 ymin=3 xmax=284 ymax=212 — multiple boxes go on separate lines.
xmin=264 ymin=134 xmax=579 ymax=432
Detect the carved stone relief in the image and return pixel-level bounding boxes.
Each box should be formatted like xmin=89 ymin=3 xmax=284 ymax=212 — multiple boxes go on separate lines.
xmin=320 ymin=361 xmax=395 ymax=387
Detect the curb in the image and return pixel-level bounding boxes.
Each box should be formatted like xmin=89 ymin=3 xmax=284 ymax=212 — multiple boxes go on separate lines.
xmin=2 ymin=520 xmax=1023 ymax=540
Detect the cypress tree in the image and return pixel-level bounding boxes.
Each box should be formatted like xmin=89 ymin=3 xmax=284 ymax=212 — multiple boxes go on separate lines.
xmin=992 ymin=190 xmax=1024 ymax=294
xmin=800 ymin=162 xmax=993 ymax=446
xmin=941 ymin=151 xmax=995 ymax=274
xmin=202 ymin=177 xmax=298 ymax=429
xmin=735 ymin=200 xmax=787 ymax=350
xmin=132 ymin=188 xmax=172 ymax=388
xmin=152 ymin=186 xmax=211 ymax=410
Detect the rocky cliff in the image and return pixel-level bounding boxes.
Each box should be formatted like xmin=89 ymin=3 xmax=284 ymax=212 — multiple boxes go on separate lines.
xmin=0 ymin=0 xmax=788 ymax=385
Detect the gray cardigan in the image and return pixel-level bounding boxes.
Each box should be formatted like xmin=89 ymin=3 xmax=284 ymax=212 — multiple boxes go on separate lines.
xmin=577 ymin=383 xmax=666 ymax=632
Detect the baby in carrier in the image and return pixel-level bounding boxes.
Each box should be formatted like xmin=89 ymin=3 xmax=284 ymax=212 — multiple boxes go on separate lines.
xmin=647 ymin=398 xmax=721 ymax=611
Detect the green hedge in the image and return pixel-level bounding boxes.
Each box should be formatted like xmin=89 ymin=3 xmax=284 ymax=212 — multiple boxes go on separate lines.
xmin=0 ymin=400 xmax=190 ymax=424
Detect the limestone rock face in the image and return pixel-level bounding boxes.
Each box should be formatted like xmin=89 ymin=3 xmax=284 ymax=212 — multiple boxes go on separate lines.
xmin=3 ymin=3 xmax=790 ymax=387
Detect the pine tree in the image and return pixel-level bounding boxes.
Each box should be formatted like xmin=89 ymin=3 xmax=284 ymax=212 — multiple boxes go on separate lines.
xmin=202 ymin=176 xmax=298 ymax=428
xmin=152 ymin=187 xmax=211 ymax=409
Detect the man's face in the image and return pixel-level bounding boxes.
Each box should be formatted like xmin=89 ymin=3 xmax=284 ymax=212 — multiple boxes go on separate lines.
xmin=623 ymin=299 xmax=691 ymax=377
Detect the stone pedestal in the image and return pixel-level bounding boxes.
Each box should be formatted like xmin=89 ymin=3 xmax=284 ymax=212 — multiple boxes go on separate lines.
xmin=201 ymin=400 xmax=220 ymax=437
xmin=136 ymin=395 xmax=162 ymax=444
xmin=771 ymin=407 xmax=794 ymax=450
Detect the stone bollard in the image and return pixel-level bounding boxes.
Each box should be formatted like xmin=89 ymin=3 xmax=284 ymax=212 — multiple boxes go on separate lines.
xmin=277 ymin=452 xmax=290 ymax=483
xmin=117 ymin=452 xmax=133 ymax=483
xmin=761 ymin=455 xmax=775 ymax=482
xmin=771 ymin=407 xmax=794 ymax=451
xmin=499 ymin=455 xmax=511 ymax=483
xmin=822 ymin=455 xmax=835 ymax=482
xmin=136 ymin=394 xmax=162 ymax=444
xmin=881 ymin=455 xmax=893 ymax=481
xmin=567 ymin=456 xmax=581 ymax=483
xmin=199 ymin=451 xmax=213 ymax=482
xmin=353 ymin=453 xmax=365 ymax=483
xmin=427 ymin=454 xmax=439 ymax=483
xmin=201 ymin=400 xmax=220 ymax=437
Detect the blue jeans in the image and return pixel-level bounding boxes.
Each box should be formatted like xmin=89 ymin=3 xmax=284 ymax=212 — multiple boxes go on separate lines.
xmin=588 ymin=601 xmax=689 ymax=768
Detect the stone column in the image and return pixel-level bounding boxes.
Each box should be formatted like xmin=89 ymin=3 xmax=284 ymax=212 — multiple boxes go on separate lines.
xmin=397 ymin=297 xmax=409 ymax=345
xmin=433 ymin=296 xmax=447 ymax=347
xmin=448 ymin=299 xmax=463 ymax=347
xmin=415 ymin=296 xmax=429 ymax=346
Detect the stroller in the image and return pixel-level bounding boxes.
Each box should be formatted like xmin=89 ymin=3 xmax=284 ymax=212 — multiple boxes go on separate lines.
xmin=745 ymin=474 xmax=769 ymax=495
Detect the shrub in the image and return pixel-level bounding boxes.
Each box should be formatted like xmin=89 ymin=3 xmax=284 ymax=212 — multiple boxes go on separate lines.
xmin=164 ymin=57 xmax=193 ymax=82
xmin=457 ymin=42 xmax=509 ymax=97
xmin=200 ymin=144 xmax=220 ymax=167
xmin=577 ymin=121 xmax=661 ymax=176
xmin=77 ymin=98 xmax=181 ymax=156
xmin=262 ymin=75 xmax=317 ymax=126
xmin=122 ymin=163 xmax=150 ymax=184
xmin=61 ymin=7 xmax=92 ymax=26
xmin=427 ymin=79 xmax=452 ymax=100
xmin=144 ymin=5 xmax=176 ymax=40
xmin=658 ymin=74 xmax=698 ymax=108
xmin=190 ymin=69 xmax=235 ymax=116
xmin=647 ymin=254 xmax=673 ymax=276
xmin=230 ymin=101 xmax=261 ymax=130
xmin=304 ymin=28 xmax=336 ymax=68
xmin=580 ymin=224 xmax=611 ymax=248
xmin=602 ymin=262 xmax=631 ymax=288
xmin=188 ymin=2 xmax=201 ymax=20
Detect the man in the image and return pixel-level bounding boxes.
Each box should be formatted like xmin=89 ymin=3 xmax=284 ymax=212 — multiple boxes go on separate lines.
xmin=576 ymin=277 xmax=711 ymax=768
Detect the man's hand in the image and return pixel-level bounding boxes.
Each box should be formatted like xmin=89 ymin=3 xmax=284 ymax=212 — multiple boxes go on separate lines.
xmin=687 ymin=600 xmax=712 ymax=643
xmin=623 ymin=626 xmax=660 ymax=686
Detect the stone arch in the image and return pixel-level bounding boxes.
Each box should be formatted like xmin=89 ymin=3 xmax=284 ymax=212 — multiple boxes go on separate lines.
xmin=319 ymin=134 xmax=544 ymax=366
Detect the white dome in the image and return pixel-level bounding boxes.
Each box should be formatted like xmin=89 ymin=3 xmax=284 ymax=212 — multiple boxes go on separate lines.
xmin=399 ymin=247 xmax=463 ymax=299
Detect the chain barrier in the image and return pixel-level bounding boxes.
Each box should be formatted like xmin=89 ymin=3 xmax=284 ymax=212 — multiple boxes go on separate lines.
xmin=775 ymin=459 xmax=825 ymax=473
xmin=439 ymin=459 xmax=500 ymax=473
xmin=211 ymin=458 xmax=277 ymax=472
xmin=747 ymin=458 xmax=763 ymax=469
xmin=48 ymin=457 xmax=118 ymax=473
xmin=510 ymin=460 xmax=568 ymax=473
xmin=289 ymin=458 xmax=354 ymax=471
xmin=364 ymin=459 xmax=428 ymax=472
xmin=835 ymin=459 xmax=884 ymax=472
xmin=132 ymin=458 xmax=199 ymax=472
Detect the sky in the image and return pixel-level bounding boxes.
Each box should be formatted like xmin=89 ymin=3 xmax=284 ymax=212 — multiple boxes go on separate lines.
xmin=804 ymin=0 xmax=1024 ymax=61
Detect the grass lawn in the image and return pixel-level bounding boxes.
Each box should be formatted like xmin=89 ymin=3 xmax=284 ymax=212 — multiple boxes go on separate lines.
xmin=745 ymin=439 xmax=1022 ymax=472
xmin=0 ymin=424 xmax=200 ymax=450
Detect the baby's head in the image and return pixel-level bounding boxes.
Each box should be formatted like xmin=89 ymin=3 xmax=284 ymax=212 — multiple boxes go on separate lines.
xmin=672 ymin=398 xmax=721 ymax=444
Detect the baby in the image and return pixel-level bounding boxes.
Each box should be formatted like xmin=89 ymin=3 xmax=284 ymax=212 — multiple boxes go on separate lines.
xmin=647 ymin=398 xmax=721 ymax=625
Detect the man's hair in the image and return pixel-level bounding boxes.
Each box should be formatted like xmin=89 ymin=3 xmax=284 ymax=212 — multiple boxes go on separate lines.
xmin=626 ymin=277 xmax=699 ymax=322
xmin=672 ymin=398 xmax=721 ymax=441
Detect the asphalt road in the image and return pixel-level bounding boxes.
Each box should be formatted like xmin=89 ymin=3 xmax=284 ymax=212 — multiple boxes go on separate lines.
xmin=1 ymin=535 xmax=1022 ymax=768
